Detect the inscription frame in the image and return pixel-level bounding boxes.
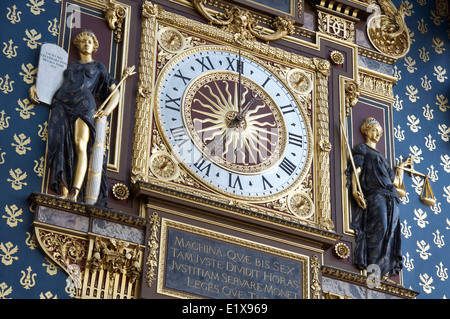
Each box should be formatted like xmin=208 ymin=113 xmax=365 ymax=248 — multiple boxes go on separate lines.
xmin=157 ymin=218 xmax=310 ymax=299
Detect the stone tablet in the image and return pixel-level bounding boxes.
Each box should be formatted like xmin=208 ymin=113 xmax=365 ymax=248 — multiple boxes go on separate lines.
xmin=36 ymin=43 xmax=68 ymax=105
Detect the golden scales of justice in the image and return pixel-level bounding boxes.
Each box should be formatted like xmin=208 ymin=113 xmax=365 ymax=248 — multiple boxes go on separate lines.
xmin=395 ymin=156 xmax=436 ymax=207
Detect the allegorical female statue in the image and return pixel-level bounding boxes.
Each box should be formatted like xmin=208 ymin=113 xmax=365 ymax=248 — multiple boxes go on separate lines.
xmin=30 ymin=30 xmax=119 ymax=207
xmin=345 ymin=117 xmax=411 ymax=279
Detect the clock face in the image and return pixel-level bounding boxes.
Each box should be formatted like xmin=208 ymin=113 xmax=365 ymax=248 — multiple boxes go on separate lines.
xmin=154 ymin=46 xmax=312 ymax=201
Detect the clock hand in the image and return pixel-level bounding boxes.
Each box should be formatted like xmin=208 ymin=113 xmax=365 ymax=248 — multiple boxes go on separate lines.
xmin=237 ymin=50 xmax=242 ymax=115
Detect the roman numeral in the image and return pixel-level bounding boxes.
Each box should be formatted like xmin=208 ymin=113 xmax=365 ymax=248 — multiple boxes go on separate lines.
xmin=225 ymin=57 xmax=244 ymax=74
xmin=280 ymin=104 xmax=295 ymax=115
xmin=173 ymin=70 xmax=191 ymax=85
xmin=288 ymin=132 xmax=304 ymax=148
xmin=279 ymin=157 xmax=296 ymax=176
xmin=261 ymin=175 xmax=273 ymax=190
xmin=193 ymin=158 xmax=211 ymax=177
xmin=261 ymin=77 xmax=270 ymax=88
xmin=196 ymin=57 xmax=215 ymax=72
xmin=228 ymin=173 xmax=243 ymax=190
xmin=170 ymin=126 xmax=189 ymax=147
xmin=165 ymin=94 xmax=181 ymax=111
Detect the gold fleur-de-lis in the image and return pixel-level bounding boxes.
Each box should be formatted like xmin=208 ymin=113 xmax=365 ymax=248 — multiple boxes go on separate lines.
xmin=435 ymin=262 xmax=448 ymax=281
xmin=407 ymin=114 xmax=421 ymax=132
xmin=7 ymin=168 xmax=28 ymax=190
xmin=406 ymin=85 xmax=420 ymax=102
xmin=33 ymin=156 xmax=45 ymax=177
xmin=27 ymin=0 xmax=46 ymax=15
xmin=2 ymin=40 xmax=18 ymax=59
xmin=25 ymin=232 xmax=38 ymax=250
xmin=438 ymin=124 xmax=450 ymax=142
xmin=433 ymin=66 xmax=448 ymax=83
xmin=425 ymin=134 xmax=437 ymax=151
xmin=42 ymin=257 xmax=58 ymax=275
xmin=38 ymin=121 xmax=48 ymax=141
xmin=430 ymin=10 xmax=444 ymax=26
xmin=0 ymin=110 xmax=11 ymax=130
xmin=20 ymin=266 xmax=36 ymax=290
xmin=11 ymin=133 xmax=31 ymax=155
xmin=6 ymin=5 xmax=22 ymax=24
xmin=19 ymin=63 xmax=37 ymax=84
xmin=432 ymin=229 xmax=445 ymax=248
xmin=15 ymin=98 xmax=35 ymax=119
xmin=0 ymin=148 xmax=6 ymax=165
xmin=0 ymin=75 xmax=14 ymax=94
xmin=418 ymin=46 xmax=430 ymax=62
xmin=436 ymin=94 xmax=449 ymax=112
xmin=48 ymin=18 xmax=59 ymax=36
xmin=393 ymin=94 xmax=404 ymax=111
xmin=23 ymin=29 xmax=42 ymax=49
xmin=420 ymin=75 xmax=432 ymax=91
xmin=403 ymin=252 xmax=414 ymax=271
xmin=3 ymin=204 xmax=24 ymax=228
xmin=0 ymin=241 xmax=19 ymax=266
xmin=403 ymin=56 xmax=417 ymax=73
xmin=422 ymin=104 xmax=434 ymax=120
xmin=40 ymin=291 xmax=58 ymax=299
xmin=417 ymin=18 xmax=428 ymax=34
xmin=0 ymin=282 xmax=13 ymax=299
xmin=432 ymin=37 xmax=446 ymax=54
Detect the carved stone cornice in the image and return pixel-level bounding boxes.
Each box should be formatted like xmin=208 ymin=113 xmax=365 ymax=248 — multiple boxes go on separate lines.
xmin=133 ymin=181 xmax=341 ymax=247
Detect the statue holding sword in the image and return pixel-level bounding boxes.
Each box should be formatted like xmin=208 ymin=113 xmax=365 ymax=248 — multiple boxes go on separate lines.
xmin=342 ymin=117 xmax=411 ymax=279
xmin=30 ymin=30 xmax=135 ymax=206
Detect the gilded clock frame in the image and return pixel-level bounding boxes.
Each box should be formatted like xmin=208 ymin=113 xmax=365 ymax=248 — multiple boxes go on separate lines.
xmin=132 ymin=1 xmax=333 ymax=230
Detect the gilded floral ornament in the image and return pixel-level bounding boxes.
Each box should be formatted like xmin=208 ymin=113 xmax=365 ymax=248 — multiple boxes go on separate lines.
xmin=112 ymin=183 xmax=130 ymax=200
xmin=335 ymin=242 xmax=351 ymax=259
xmin=191 ymin=0 xmax=294 ymax=43
xmin=367 ymin=0 xmax=410 ymax=58
xmin=330 ymin=51 xmax=345 ymax=65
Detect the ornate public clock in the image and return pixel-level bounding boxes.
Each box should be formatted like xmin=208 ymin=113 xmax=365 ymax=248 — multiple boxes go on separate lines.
xmin=153 ymin=46 xmax=313 ymax=202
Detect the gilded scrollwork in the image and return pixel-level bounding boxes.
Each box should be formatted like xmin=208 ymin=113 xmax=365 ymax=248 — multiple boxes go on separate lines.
xmin=367 ymin=0 xmax=410 ymax=58
xmin=146 ymin=212 xmax=160 ymax=288
xmin=104 ymin=0 xmax=127 ymax=42
xmin=311 ymin=254 xmax=322 ymax=299
xmin=35 ymin=228 xmax=88 ymax=276
xmin=191 ymin=0 xmax=294 ymax=43
xmin=344 ymin=80 xmax=360 ymax=116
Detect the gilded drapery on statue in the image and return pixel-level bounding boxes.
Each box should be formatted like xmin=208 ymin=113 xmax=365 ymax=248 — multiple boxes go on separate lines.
xmin=345 ymin=117 xmax=408 ymax=278
xmin=30 ymin=30 xmax=119 ymax=207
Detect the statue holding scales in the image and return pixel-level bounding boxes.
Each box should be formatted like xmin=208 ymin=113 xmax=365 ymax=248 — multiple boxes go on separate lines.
xmin=30 ymin=30 xmax=134 ymax=207
xmin=343 ymin=117 xmax=412 ymax=280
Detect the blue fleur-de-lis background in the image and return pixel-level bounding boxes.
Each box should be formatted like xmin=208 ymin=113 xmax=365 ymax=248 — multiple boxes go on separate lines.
xmin=392 ymin=0 xmax=450 ymax=298
xmin=0 ymin=1 xmax=71 ymax=298
xmin=0 ymin=0 xmax=448 ymax=299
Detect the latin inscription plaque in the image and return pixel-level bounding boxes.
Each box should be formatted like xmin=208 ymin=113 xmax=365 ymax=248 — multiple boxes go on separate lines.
xmin=163 ymin=228 xmax=304 ymax=299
